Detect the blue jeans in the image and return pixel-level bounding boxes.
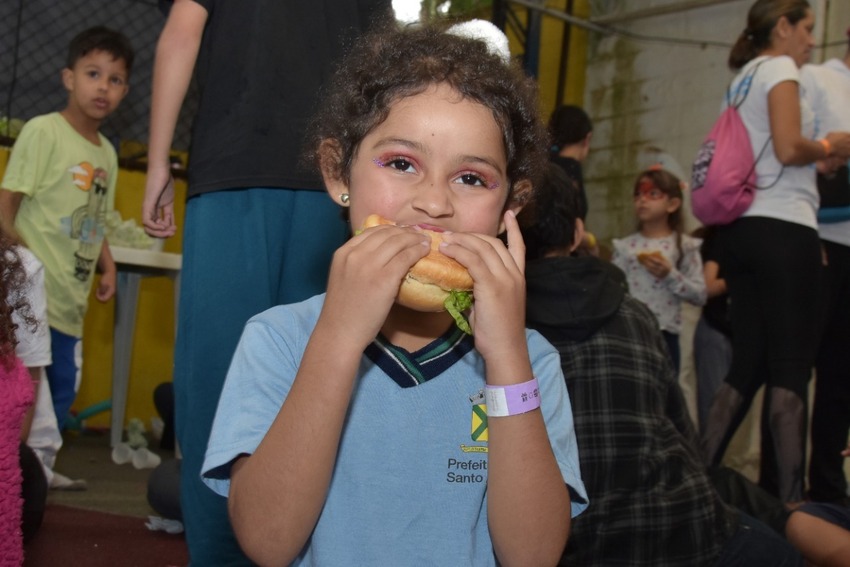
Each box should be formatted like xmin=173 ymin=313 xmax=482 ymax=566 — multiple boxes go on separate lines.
xmin=712 ymin=512 xmax=803 ymax=566
xmin=45 ymin=328 xmax=80 ymax=430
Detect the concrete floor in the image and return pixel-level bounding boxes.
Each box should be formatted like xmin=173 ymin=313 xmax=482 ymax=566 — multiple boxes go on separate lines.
xmin=48 ymin=428 xmax=175 ymax=518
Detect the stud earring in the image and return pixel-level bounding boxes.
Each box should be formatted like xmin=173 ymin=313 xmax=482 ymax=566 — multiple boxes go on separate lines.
xmin=340 ymin=193 xmax=350 ymax=204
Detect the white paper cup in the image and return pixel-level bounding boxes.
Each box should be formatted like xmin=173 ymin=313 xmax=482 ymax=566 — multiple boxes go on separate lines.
xmin=132 ymin=447 xmax=162 ymax=470
xmin=111 ymin=442 xmax=134 ymax=465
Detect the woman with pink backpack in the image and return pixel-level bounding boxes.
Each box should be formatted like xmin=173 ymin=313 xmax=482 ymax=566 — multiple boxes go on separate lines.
xmin=700 ymin=0 xmax=850 ymax=506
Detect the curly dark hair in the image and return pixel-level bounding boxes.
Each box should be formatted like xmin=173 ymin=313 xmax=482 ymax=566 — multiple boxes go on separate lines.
xmin=548 ymin=104 xmax=592 ymax=150
xmin=519 ymin=163 xmax=583 ymax=262
xmin=0 ymin=227 xmax=37 ymax=368
xmin=305 ymin=22 xmax=548 ymax=202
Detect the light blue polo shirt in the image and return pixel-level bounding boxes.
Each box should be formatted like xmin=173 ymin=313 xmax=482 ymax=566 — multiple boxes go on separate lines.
xmin=203 ymin=294 xmax=587 ymax=565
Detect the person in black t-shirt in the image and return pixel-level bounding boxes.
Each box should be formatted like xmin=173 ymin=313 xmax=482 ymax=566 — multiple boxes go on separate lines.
xmin=141 ymin=1 xmax=392 ymax=563
xmin=692 ymin=226 xmax=733 ymax=431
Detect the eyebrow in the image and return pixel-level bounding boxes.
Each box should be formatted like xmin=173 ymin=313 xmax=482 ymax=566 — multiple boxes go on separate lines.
xmin=81 ymin=63 xmax=120 ymax=73
xmin=370 ymin=137 xmax=505 ymax=174
xmin=371 ymin=137 xmax=426 ymax=153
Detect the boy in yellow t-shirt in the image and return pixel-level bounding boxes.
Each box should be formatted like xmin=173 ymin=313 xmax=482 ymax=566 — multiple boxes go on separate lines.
xmin=0 ymin=26 xmax=133 ymax=430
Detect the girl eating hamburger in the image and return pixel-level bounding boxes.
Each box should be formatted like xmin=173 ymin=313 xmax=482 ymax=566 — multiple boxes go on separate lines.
xmin=201 ymin=21 xmax=586 ymax=566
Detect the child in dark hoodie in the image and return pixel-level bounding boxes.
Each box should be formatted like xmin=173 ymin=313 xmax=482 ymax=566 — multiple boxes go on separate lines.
xmin=519 ymin=163 xmax=802 ymax=567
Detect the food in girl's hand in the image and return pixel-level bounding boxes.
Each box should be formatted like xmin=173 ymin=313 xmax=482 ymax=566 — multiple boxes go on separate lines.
xmin=637 ymin=251 xmax=663 ymax=266
xmin=362 ymin=214 xmax=474 ymax=333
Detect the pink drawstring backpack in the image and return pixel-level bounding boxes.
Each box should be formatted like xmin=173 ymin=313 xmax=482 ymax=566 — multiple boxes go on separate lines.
xmin=691 ymin=60 xmax=779 ymax=226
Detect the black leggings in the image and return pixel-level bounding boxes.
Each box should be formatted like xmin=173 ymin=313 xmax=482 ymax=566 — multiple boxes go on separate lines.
xmin=809 ymin=239 xmax=850 ymax=502
xmin=702 ymin=217 xmax=821 ymax=502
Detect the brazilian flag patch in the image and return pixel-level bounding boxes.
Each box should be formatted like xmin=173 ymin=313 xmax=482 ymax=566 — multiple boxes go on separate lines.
xmin=471 ymin=404 xmax=488 ymax=442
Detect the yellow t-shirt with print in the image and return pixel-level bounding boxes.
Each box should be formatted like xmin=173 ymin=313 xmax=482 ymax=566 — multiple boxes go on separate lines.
xmin=1 ymin=112 xmax=117 ymax=337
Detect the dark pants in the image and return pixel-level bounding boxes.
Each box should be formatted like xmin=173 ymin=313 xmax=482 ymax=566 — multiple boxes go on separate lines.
xmin=705 ymin=217 xmax=821 ymax=502
xmin=712 ymin=511 xmax=803 ymax=567
xmin=661 ymin=330 xmax=681 ymax=375
xmin=795 ymin=502 xmax=850 ymax=530
xmin=20 ymin=442 xmax=47 ymax=543
xmin=154 ymin=382 xmax=175 ymax=451
xmin=809 ymin=239 xmax=850 ymax=502
xmin=148 ymin=457 xmax=182 ymax=522
xmin=175 ymin=189 xmax=347 ymax=565
xmin=708 ymin=465 xmax=790 ymax=536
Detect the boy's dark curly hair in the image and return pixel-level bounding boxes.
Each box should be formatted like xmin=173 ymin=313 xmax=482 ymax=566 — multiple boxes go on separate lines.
xmin=0 ymin=227 xmax=37 ymax=369
xmin=67 ymin=25 xmax=135 ymax=75
xmin=548 ymin=104 xmax=592 ymax=150
xmin=519 ymin=163 xmax=583 ymax=262
xmin=306 ymin=22 xmax=548 ymax=202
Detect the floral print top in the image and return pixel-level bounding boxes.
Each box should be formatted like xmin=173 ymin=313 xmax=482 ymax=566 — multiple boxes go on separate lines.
xmin=611 ymin=232 xmax=706 ymax=334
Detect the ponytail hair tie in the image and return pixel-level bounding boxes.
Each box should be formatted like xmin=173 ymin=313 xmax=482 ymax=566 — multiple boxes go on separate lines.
xmin=744 ymin=28 xmax=754 ymax=41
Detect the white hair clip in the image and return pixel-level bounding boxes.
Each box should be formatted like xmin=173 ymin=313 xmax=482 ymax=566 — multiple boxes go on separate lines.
xmin=446 ymin=19 xmax=511 ymax=65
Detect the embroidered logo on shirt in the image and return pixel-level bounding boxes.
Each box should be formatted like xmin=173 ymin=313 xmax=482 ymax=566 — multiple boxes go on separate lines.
xmin=452 ymin=392 xmax=488 ymax=482
xmin=471 ymin=403 xmax=488 ymax=442
xmin=467 ymin=389 xmax=489 ymax=445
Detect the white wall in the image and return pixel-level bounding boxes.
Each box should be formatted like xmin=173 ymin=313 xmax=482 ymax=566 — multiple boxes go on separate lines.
xmin=579 ymin=1 xmax=849 ymax=477
xmin=583 ymin=0 xmax=850 ymax=248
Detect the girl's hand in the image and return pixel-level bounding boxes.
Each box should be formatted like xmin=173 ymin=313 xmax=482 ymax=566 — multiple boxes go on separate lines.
xmin=439 ymin=211 xmax=528 ymax=368
xmin=841 ymin=445 xmax=850 ymax=458
xmin=319 ymin=224 xmax=430 ymax=352
xmin=642 ymin=253 xmax=672 ymax=279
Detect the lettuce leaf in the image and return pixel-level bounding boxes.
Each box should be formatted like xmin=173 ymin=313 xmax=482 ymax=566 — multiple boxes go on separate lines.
xmin=445 ymin=290 xmax=473 ymax=335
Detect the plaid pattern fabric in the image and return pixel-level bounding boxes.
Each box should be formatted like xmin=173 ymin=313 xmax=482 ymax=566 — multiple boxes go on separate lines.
xmin=542 ymin=296 xmax=738 ymax=566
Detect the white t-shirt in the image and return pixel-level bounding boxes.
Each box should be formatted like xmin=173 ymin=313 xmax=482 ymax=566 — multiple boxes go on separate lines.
xmin=12 ymin=246 xmax=51 ymax=367
xmin=801 ymin=58 xmax=850 ymax=246
xmin=729 ymin=55 xmax=818 ymax=228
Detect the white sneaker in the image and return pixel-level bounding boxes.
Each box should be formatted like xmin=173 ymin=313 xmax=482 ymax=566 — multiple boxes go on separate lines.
xmin=49 ymin=471 xmax=87 ymax=491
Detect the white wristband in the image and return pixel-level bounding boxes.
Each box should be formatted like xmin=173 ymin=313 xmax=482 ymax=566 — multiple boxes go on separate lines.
xmin=484 ymin=378 xmax=541 ymax=417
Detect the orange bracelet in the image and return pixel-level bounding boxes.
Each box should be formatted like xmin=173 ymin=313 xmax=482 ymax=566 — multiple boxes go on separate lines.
xmin=819 ymin=138 xmax=832 ymax=157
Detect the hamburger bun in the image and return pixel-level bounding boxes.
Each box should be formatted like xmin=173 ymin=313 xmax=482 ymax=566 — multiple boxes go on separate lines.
xmin=362 ymin=214 xmax=473 ymax=312
xmin=636 ymin=250 xmax=663 ymax=266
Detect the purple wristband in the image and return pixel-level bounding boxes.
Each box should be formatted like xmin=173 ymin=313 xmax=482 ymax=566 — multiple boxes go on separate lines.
xmin=484 ymin=378 xmax=541 ymax=417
